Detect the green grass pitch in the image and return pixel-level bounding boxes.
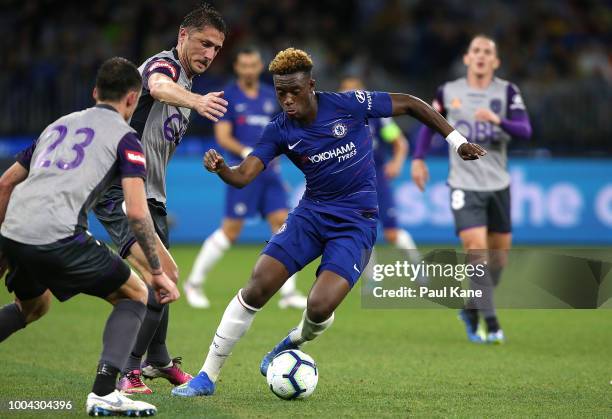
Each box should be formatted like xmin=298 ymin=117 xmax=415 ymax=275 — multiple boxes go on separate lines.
xmin=0 ymin=245 xmax=610 ymax=418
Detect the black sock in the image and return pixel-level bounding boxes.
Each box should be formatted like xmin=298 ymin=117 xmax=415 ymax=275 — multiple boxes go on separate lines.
xmin=485 ymin=316 xmax=500 ymax=333
xmin=0 ymin=303 xmax=27 ymax=342
xmin=490 ymin=267 xmax=503 ymax=287
xmin=125 ymin=287 xmax=167 ymax=372
xmin=462 ymin=308 xmax=479 ymax=333
xmin=99 ymin=299 xmax=146 ymax=378
xmin=145 ymin=304 xmax=171 ymax=366
xmin=92 ymin=363 xmax=120 ymax=397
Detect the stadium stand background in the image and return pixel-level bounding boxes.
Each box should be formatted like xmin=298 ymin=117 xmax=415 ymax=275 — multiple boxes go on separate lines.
xmin=2 ymin=0 xmax=610 ymax=154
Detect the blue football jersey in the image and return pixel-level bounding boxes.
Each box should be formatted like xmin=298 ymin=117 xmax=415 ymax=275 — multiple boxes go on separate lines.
xmin=251 ymin=90 xmax=392 ymax=217
xmin=220 ymin=82 xmax=279 ymax=163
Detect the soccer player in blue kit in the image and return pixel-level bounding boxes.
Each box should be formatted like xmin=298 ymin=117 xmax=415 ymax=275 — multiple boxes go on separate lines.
xmin=184 ymin=47 xmax=306 ymax=310
xmin=173 ymin=48 xmax=486 ymax=397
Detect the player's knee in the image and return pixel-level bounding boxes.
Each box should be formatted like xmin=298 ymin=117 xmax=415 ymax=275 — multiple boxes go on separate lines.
xmin=130 ymin=278 xmax=148 ymax=305
xmin=306 ymin=295 xmax=335 ymax=324
xmin=384 ymin=229 xmax=398 ymax=244
xmin=242 ymin=271 xmax=278 ymax=309
xmin=463 ymin=239 xmax=487 ymax=250
xmin=221 ymin=223 xmax=241 ymax=243
xmin=489 ymin=251 xmax=508 ymax=270
xmin=137 ymin=269 xmax=152 ymax=285
xmin=20 ymin=292 xmax=51 ymax=324
xmin=225 ymin=229 xmax=240 ymax=243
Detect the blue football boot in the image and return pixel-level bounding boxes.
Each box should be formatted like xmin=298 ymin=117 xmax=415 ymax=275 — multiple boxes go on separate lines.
xmin=260 ymin=329 xmax=299 ymax=376
xmin=171 ymin=371 xmax=215 ymax=397
xmin=459 ymin=309 xmax=484 ymax=343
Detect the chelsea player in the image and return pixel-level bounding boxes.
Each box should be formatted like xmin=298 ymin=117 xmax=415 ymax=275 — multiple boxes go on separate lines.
xmin=184 ymin=47 xmax=306 ymax=310
xmin=173 ymin=48 xmax=485 ymax=397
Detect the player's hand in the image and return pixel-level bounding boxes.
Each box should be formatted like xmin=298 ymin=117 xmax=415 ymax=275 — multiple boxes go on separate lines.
xmin=151 ymin=271 xmax=180 ymax=304
xmin=457 ymin=143 xmax=487 ymax=160
xmin=384 ymin=160 xmax=403 ymax=179
xmin=474 ymin=108 xmax=501 ymax=125
xmin=411 ymin=159 xmax=429 ymax=192
xmin=203 ymin=149 xmax=226 ymax=173
xmin=193 ymin=91 xmax=228 ymax=122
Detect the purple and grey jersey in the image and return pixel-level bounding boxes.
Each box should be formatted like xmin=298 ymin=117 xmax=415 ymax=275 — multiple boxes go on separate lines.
xmin=129 ymin=48 xmax=193 ymax=204
xmin=415 ymin=77 xmax=532 ymax=191
xmin=2 ymin=105 xmax=146 ymax=245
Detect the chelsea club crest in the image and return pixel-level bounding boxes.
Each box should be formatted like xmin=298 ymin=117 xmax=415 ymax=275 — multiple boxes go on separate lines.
xmin=332 ymin=122 xmax=348 ymax=138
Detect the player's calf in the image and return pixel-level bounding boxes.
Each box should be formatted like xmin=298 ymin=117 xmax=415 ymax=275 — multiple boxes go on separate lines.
xmin=93 ymin=273 xmax=148 ymax=398
xmin=305 ymin=293 xmax=337 ymax=324
xmin=173 ymin=290 xmax=260 ymax=397
xmin=121 ymin=287 xmax=168 ymax=379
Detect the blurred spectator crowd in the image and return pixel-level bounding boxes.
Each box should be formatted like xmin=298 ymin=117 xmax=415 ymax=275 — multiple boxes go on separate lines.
xmin=1 ymin=0 xmax=610 ymax=154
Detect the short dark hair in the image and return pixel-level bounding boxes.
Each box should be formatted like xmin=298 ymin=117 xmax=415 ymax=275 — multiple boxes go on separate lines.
xmin=233 ymin=46 xmax=261 ymax=62
xmin=95 ymin=57 xmax=142 ymax=102
xmin=181 ymin=3 xmax=227 ymax=35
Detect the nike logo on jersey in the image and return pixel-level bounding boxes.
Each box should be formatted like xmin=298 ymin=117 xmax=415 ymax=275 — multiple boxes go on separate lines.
xmin=353 ymin=264 xmax=361 ymax=273
xmin=288 ymin=140 xmax=302 ymax=150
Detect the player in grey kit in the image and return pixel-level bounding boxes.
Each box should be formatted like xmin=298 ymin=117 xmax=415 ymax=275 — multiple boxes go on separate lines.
xmin=93 ymin=3 xmax=228 ymax=393
xmin=412 ymin=35 xmax=532 ymax=344
xmin=0 ymin=57 xmax=179 ymax=416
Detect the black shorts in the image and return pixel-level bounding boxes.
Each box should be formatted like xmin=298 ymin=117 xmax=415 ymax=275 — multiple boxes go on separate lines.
xmin=1 ymin=232 xmax=131 ymax=302
xmin=450 ymin=187 xmax=511 ymax=235
xmin=93 ymin=185 xmax=169 ymax=258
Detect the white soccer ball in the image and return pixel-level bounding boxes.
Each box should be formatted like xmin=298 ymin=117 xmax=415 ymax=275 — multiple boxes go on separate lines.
xmin=266 ymin=350 xmax=318 ymax=400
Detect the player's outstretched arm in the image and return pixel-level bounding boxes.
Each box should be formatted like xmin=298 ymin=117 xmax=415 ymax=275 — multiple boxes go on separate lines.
xmin=148 ymin=73 xmax=228 ymax=122
xmin=122 ymin=177 xmax=179 ymax=304
xmin=203 ymin=149 xmax=264 ymax=188
xmin=389 ymin=93 xmax=486 ymax=161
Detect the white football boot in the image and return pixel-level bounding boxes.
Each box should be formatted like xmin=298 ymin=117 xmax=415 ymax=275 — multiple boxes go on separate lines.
xmin=183 ymin=282 xmax=210 ymax=309
xmin=86 ymin=390 xmax=156 ymax=416
xmin=278 ymin=292 xmax=307 ymax=309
